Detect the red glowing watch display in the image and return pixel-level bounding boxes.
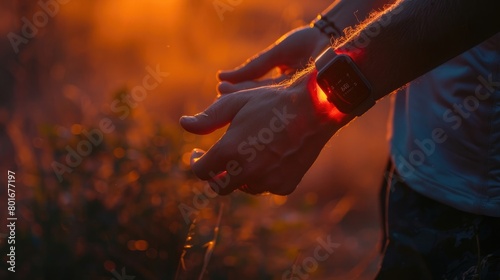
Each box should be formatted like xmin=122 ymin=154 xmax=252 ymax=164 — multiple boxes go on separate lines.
xmin=315 ymin=48 xmax=374 ymax=116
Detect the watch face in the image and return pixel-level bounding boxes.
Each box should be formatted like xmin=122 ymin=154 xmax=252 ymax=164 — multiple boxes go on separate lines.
xmin=317 ymin=55 xmax=371 ymax=113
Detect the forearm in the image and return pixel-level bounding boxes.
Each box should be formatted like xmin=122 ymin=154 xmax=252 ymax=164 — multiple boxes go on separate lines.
xmin=333 ymin=0 xmax=500 ymax=100
xmin=318 ymin=0 xmax=396 ymax=37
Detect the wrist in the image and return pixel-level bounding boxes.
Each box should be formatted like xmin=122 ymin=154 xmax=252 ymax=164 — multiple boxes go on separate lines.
xmin=307 ymin=70 xmax=356 ymax=127
xmin=333 ymin=29 xmax=393 ymax=101
xmin=289 ymin=69 xmax=354 ymax=131
xmin=310 ymin=14 xmax=342 ymax=41
xmin=309 ymin=24 xmax=333 ymax=50
xmin=314 ymin=47 xmax=376 ymax=119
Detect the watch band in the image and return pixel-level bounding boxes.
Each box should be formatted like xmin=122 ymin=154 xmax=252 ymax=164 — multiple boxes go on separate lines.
xmin=314 ymin=46 xmax=338 ymax=70
xmin=310 ymin=14 xmax=342 ymax=38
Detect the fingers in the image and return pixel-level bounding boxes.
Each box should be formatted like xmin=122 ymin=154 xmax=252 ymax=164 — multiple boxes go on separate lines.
xmin=189 ymin=143 xmax=230 ymax=180
xmin=192 ymin=149 xmax=247 ymax=195
xmin=240 ymin=174 xmax=300 ymax=196
xmin=180 ymin=90 xmax=256 ymax=194
xmin=207 ymin=171 xmax=246 ymax=196
xmin=179 ymin=94 xmax=248 ymax=135
xmin=190 ymin=149 xmax=205 ymax=166
xmin=218 ymin=81 xmax=262 ymax=94
xmin=240 ymin=182 xmax=268 ymax=195
xmin=217 ymin=76 xmax=289 ymax=95
xmin=218 ymin=43 xmax=281 ymax=84
xmin=190 ymin=145 xmax=304 ymax=196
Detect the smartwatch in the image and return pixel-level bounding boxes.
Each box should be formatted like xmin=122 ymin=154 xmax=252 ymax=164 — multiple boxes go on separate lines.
xmin=315 ymin=48 xmax=374 ymax=116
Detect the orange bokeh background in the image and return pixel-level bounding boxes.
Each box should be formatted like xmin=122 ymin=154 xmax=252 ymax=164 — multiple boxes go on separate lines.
xmin=0 ymin=0 xmax=391 ymax=279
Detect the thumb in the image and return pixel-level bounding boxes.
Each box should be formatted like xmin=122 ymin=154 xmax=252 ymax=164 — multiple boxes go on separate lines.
xmin=218 ymin=43 xmax=281 ymax=84
xmin=180 ymin=94 xmax=248 ymax=135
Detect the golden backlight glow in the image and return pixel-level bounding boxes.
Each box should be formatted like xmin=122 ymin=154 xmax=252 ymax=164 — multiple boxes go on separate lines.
xmin=1 ymin=1 xmax=389 ymax=278
xmin=307 ymin=71 xmax=347 ymax=123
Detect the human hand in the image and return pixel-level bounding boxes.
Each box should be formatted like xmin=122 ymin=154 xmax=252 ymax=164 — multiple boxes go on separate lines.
xmin=180 ymin=71 xmax=350 ymax=196
xmin=217 ymin=26 xmax=331 ymax=94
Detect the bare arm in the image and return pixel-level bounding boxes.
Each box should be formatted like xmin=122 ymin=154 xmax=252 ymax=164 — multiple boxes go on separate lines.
xmin=217 ymin=0 xmax=395 ymax=93
xmin=333 ymin=0 xmax=500 ymax=101
xmin=321 ymin=0 xmax=394 ymax=26
xmin=181 ymin=0 xmax=500 ymax=195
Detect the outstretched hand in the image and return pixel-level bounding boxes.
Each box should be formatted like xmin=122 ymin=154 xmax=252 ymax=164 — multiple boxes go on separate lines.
xmin=180 ymin=72 xmax=349 ymax=196
xmin=217 ymin=26 xmax=331 ymax=94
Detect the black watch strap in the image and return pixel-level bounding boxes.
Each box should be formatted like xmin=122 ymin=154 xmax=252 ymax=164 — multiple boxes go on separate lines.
xmin=315 ymin=47 xmax=337 ymax=70
xmin=310 ymin=14 xmax=342 ymax=38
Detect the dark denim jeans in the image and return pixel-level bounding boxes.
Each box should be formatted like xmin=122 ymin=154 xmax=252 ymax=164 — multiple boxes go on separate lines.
xmin=376 ymin=161 xmax=500 ymax=279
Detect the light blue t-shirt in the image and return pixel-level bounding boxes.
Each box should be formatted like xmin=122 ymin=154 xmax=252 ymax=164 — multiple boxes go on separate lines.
xmin=390 ymin=33 xmax=500 ymax=217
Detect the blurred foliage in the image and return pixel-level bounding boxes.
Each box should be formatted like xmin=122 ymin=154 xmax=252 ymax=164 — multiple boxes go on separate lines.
xmin=0 ymin=0 xmax=386 ymax=279
xmin=0 ymin=85 xmax=380 ymax=279
xmin=1 ymin=85 xmax=192 ymax=279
